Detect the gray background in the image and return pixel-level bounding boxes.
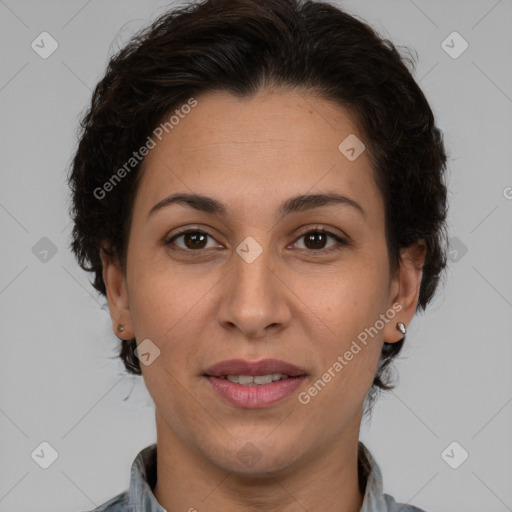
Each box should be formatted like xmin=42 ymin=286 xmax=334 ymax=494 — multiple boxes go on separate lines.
xmin=1 ymin=0 xmax=511 ymax=510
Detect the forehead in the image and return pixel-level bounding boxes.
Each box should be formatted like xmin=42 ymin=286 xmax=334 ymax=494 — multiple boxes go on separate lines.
xmin=155 ymin=89 xmax=364 ymax=157
xmin=132 ymin=88 xmax=381 ymax=221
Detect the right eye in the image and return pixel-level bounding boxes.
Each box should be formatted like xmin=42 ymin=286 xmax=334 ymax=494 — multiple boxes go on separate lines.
xmin=164 ymin=229 xmax=221 ymax=252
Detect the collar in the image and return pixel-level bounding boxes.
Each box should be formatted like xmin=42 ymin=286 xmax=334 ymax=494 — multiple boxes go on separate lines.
xmin=126 ymin=441 xmax=389 ymax=511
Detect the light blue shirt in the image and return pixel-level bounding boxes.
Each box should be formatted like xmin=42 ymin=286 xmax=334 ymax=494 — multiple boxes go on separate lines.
xmin=85 ymin=442 xmax=427 ymax=512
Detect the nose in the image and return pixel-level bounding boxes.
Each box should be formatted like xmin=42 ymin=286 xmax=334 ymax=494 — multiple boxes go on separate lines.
xmin=216 ymin=240 xmax=292 ymax=340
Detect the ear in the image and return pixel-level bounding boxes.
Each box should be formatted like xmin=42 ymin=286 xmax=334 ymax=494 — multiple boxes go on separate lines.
xmin=100 ymin=246 xmax=134 ymax=339
xmin=383 ymin=239 xmax=426 ymax=344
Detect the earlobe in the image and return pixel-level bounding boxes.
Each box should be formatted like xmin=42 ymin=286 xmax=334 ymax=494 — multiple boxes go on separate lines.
xmin=100 ymin=246 xmax=133 ymax=338
xmin=384 ymin=239 xmax=426 ymax=343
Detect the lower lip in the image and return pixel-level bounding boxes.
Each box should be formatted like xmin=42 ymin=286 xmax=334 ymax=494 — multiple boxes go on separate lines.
xmin=205 ymin=376 xmax=306 ymax=408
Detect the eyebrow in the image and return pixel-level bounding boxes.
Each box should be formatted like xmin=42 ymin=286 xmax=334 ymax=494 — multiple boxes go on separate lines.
xmin=147 ymin=191 xmax=365 ymax=220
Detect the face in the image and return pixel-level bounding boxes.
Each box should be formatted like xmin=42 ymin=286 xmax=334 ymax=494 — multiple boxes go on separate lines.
xmin=102 ymin=88 xmax=423 ymax=476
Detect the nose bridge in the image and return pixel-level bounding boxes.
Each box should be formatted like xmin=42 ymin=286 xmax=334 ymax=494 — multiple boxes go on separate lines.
xmin=218 ymin=235 xmax=289 ymax=337
xmin=235 ymin=236 xmax=272 ymax=298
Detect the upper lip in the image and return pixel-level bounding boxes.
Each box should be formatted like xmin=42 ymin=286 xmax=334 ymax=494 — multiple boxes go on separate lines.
xmin=204 ymin=359 xmax=308 ymax=377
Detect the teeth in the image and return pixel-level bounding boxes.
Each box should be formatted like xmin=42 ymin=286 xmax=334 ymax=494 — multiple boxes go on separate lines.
xmin=254 ymin=375 xmax=273 ymax=385
xmin=222 ymin=374 xmax=290 ymax=385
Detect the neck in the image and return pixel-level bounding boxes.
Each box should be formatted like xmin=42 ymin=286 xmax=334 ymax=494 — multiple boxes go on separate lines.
xmin=152 ymin=411 xmax=365 ymax=512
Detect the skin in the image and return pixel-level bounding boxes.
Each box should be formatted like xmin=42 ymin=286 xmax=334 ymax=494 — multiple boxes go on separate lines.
xmin=100 ymin=88 xmax=425 ymax=512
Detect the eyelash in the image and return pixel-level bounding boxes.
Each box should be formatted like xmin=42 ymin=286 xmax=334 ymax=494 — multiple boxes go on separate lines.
xmin=164 ymin=227 xmax=349 ymax=256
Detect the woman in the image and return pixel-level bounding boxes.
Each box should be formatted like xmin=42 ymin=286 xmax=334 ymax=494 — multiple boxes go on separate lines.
xmin=68 ymin=0 xmax=448 ymax=510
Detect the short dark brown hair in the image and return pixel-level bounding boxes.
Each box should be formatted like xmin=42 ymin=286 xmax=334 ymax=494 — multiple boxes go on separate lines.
xmin=67 ymin=0 xmax=449 ymax=411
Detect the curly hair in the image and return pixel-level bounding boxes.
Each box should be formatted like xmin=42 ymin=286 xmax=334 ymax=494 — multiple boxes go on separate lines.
xmin=67 ymin=0 xmax=449 ymax=410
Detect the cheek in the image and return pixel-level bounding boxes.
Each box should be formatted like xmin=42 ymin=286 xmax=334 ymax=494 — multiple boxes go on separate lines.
xmin=126 ymin=249 xmax=209 ymax=341
xmin=301 ymin=260 xmax=389 ymax=395
xmin=302 ymin=260 xmax=389 ymax=335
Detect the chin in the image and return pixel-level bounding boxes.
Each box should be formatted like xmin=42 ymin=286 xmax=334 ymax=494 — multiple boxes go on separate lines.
xmin=205 ymin=436 xmax=303 ymax=477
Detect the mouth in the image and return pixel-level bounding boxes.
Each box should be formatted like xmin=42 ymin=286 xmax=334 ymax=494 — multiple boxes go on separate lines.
xmin=203 ymin=358 xmax=308 ymax=408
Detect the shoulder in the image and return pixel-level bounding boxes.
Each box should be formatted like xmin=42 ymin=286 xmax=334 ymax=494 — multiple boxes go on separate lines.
xmin=383 ymin=492 xmax=429 ymax=512
xmin=81 ymin=491 xmax=129 ymax=512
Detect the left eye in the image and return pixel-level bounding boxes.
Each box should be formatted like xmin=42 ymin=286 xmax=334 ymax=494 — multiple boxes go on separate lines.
xmin=165 ymin=229 xmax=347 ymax=253
xmin=293 ymin=229 xmax=347 ymax=251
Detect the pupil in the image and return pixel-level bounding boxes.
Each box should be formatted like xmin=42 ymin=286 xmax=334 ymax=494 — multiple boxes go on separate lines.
xmin=306 ymin=232 xmax=325 ymax=250
xmin=185 ymin=232 xmax=206 ymax=249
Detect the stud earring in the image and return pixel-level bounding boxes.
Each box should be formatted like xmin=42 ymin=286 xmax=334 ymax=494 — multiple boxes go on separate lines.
xmin=117 ymin=324 xmax=124 ymax=333
xmin=396 ymin=322 xmax=406 ymax=335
